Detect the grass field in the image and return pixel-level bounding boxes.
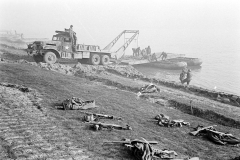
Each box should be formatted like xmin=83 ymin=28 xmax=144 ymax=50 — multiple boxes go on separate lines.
xmin=0 ymin=46 xmax=240 ymax=160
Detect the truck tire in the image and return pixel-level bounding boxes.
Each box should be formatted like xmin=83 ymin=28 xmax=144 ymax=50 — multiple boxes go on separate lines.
xmin=90 ymin=53 xmax=100 ymax=65
xmin=44 ymin=52 xmax=57 ymax=64
xmin=33 ymin=54 xmax=43 ymax=63
xmin=100 ymin=55 xmax=110 ymax=65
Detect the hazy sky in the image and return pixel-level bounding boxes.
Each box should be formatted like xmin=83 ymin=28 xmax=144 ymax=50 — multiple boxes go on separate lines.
xmin=0 ymin=0 xmax=239 ymax=53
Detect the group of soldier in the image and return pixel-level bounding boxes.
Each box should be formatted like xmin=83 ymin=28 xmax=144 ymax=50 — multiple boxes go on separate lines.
xmin=179 ymin=68 xmax=192 ymax=85
xmin=132 ymin=46 xmax=151 ymax=57
xmin=132 ymin=46 xmax=169 ymax=62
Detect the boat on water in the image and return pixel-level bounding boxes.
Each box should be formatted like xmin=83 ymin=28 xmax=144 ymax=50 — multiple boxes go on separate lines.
xmin=133 ymin=60 xmax=187 ymax=70
xmin=167 ymin=57 xmax=203 ymax=66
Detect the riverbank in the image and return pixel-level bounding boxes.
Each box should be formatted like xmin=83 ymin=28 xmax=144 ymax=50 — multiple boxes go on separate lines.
xmin=0 ymin=44 xmax=240 ymax=159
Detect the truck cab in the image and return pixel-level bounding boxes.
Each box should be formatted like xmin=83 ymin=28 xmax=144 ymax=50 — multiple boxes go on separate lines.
xmin=52 ymin=34 xmax=73 ymax=54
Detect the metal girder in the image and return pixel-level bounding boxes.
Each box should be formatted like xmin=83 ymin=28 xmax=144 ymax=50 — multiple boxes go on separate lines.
xmin=115 ymin=31 xmax=139 ymax=53
xmin=103 ymin=30 xmax=139 ymax=51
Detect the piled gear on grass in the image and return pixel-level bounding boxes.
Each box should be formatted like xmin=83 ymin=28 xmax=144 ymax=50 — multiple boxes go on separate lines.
xmin=190 ymin=125 xmax=240 ymax=146
xmin=122 ymin=138 xmax=198 ymax=160
xmin=58 ymin=97 xmax=132 ymax=131
xmin=90 ymin=122 xmax=132 ymax=131
xmin=123 ymin=138 xmax=177 ymax=160
xmin=155 ymin=114 xmax=190 ymax=127
xmin=80 ymin=111 xmax=130 ymax=131
xmin=139 ymin=84 xmax=160 ymax=94
xmin=82 ymin=112 xmax=122 ymax=122
xmin=62 ymin=97 xmax=96 ymax=110
xmin=82 ymin=113 xmax=130 ymax=131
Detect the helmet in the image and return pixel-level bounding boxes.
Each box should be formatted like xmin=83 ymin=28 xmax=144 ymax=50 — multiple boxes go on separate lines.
xmin=70 ymin=25 xmax=73 ymax=27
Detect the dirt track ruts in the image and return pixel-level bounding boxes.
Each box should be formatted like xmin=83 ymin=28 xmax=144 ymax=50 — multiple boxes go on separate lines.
xmin=0 ymin=84 xmax=93 ymax=160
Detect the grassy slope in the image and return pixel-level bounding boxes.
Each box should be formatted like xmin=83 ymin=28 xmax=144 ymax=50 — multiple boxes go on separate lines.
xmin=75 ymin=68 xmax=240 ymax=126
xmin=0 ymin=63 xmax=240 ymax=160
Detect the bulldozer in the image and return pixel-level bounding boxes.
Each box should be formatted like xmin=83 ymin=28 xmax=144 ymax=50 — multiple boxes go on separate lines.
xmin=27 ymin=29 xmax=139 ymax=65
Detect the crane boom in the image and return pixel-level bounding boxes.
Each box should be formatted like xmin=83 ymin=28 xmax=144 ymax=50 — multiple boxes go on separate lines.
xmin=103 ymin=31 xmax=125 ymax=50
xmin=103 ymin=30 xmax=139 ymax=51
xmin=112 ymin=30 xmax=139 ymax=59
xmin=115 ymin=31 xmax=139 ymax=53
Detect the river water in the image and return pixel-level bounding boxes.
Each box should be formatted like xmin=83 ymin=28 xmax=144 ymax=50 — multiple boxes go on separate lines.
xmin=134 ymin=31 xmax=240 ymax=96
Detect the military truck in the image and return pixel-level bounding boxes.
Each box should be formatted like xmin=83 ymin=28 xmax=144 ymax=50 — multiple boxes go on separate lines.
xmin=27 ymin=29 xmax=139 ymax=65
xmin=27 ymin=30 xmax=112 ymax=65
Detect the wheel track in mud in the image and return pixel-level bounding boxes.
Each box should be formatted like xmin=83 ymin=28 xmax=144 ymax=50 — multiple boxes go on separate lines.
xmin=0 ymin=84 xmax=92 ymax=160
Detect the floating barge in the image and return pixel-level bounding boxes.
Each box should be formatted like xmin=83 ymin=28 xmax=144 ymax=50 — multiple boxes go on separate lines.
xmin=167 ymin=57 xmax=203 ymax=66
xmin=132 ymin=60 xmax=187 ymax=70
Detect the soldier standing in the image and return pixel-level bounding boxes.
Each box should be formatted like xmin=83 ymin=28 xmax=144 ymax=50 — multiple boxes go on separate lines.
xmin=69 ymin=25 xmax=75 ymax=51
xmin=179 ymin=69 xmax=186 ymax=84
xmin=182 ymin=69 xmax=192 ymax=85
xmin=147 ymin=46 xmax=151 ymax=55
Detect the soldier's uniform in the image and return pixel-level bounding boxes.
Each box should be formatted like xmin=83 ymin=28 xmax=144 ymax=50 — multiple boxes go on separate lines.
xmin=69 ymin=25 xmax=75 ymax=51
xmin=182 ymin=69 xmax=192 ymax=85
xmin=160 ymin=52 xmax=167 ymax=60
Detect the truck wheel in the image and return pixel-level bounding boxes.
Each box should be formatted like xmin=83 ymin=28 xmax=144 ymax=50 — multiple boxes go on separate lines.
xmin=100 ymin=55 xmax=110 ymax=65
xmin=90 ymin=53 xmax=100 ymax=65
xmin=44 ymin=52 xmax=57 ymax=64
xmin=33 ymin=55 xmax=43 ymax=63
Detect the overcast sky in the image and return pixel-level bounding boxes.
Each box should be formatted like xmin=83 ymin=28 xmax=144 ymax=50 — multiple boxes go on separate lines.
xmin=0 ymin=0 xmax=239 ymax=53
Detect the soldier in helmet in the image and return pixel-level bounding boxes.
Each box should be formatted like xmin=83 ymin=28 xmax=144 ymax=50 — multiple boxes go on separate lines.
xmin=179 ymin=68 xmax=187 ymax=84
xmin=159 ymin=51 xmax=167 ymax=60
xmin=69 ymin=25 xmax=73 ymax=39
xmin=182 ymin=69 xmax=192 ymax=85
xmin=69 ymin=25 xmax=76 ymax=51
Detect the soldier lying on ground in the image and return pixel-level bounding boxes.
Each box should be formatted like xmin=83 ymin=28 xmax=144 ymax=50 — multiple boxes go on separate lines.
xmin=190 ymin=125 xmax=240 ymax=146
xmin=125 ymin=138 xmax=198 ymax=160
xmin=55 ymin=97 xmax=97 ymax=110
xmin=140 ymin=84 xmax=160 ymax=94
xmin=154 ymin=114 xmax=190 ymax=127
xmin=89 ymin=122 xmax=132 ymax=131
xmin=82 ymin=112 xmax=122 ymax=122
xmin=126 ymin=140 xmax=198 ymax=160
xmin=105 ymin=138 xmax=198 ymax=160
xmin=124 ymin=138 xmax=178 ymax=160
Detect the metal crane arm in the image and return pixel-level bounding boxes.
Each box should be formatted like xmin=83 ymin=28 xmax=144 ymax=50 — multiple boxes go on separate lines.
xmin=115 ymin=31 xmax=139 ymax=53
xmin=103 ymin=30 xmax=139 ymax=51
